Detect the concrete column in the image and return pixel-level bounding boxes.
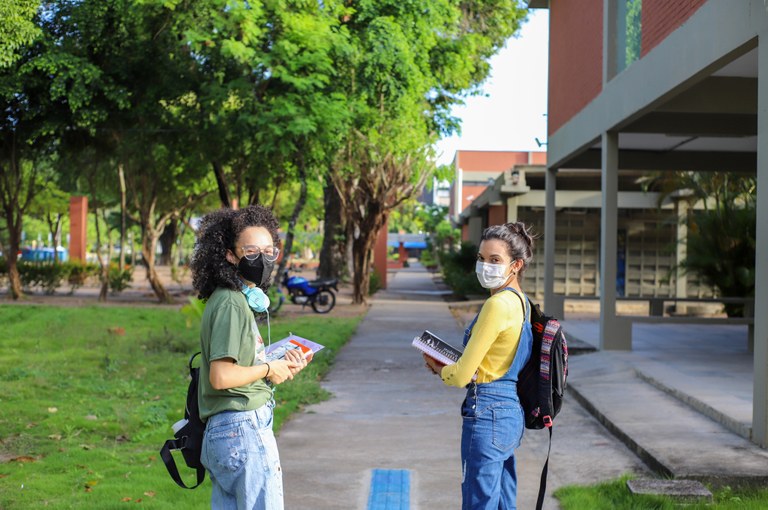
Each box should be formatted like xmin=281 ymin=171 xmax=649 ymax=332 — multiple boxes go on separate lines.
xmin=544 ymin=167 xmax=557 ymax=314
xmin=675 ymin=199 xmax=689 ymax=315
xmin=373 ymin=221 xmax=388 ymax=290
xmin=69 ymin=196 xmax=88 ymax=262
xmin=753 ymin=37 xmax=768 ymax=447
xmin=603 ymin=0 xmax=618 ymax=84
xmin=468 ymin=216 xmax=483 ymax=247
xmin=506 ymin=196 xmax=519 ymax=223
xmin=600 ymin=132 xmax=628 ymax=350
xmin=454 ymin=166 xmax=463 ymax=223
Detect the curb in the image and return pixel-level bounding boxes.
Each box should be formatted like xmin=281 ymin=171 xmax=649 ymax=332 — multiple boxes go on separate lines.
xmin=634 ymin=368 xmax=752 ymax=442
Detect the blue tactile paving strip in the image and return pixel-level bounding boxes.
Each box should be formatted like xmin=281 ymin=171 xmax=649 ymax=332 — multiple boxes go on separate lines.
xmin=367 ymin=469 xmax=411 ymax=510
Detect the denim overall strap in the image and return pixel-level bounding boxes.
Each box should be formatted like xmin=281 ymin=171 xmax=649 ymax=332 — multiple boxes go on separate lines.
xmin=462 ymin=313 xmax=480 ymax=348
xmin=495 ymin=287 xmax=532 ymax=384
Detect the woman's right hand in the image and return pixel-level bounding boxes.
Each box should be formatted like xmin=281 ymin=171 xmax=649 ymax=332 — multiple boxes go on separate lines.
xmin=423 ymin=353 xmax=446 ymax=376
xmin=266 ymin=359 xmax=302 ymax=385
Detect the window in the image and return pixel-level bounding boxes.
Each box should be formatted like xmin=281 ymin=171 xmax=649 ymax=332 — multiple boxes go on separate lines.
xmin=616 ymin=0 xmax=642 ymax=73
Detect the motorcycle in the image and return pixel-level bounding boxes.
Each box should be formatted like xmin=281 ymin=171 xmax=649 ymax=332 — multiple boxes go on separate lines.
xmin=268 ymin=269 xmax=338 ymax=314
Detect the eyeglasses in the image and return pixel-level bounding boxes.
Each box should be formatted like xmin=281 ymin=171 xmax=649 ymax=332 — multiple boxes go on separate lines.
xmin=239 ymin=245 xmax=280 ymax=262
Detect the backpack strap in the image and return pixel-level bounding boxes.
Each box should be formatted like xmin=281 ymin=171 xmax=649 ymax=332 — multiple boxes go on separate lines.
xmin=500 ymin=286 xmax=529 ymax=322
xmin=160 ymin=438 xmax=206 ymax=489
xmin=535 ymin=427 xmax=553 ymax=510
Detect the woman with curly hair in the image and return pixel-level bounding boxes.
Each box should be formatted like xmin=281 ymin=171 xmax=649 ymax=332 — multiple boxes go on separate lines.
xmin=190 ymin=205 xmax=305 ymax=510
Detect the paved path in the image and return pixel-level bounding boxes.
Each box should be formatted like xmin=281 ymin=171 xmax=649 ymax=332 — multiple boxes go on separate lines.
xmin=278 ymin=266 xmax=648 ymax=509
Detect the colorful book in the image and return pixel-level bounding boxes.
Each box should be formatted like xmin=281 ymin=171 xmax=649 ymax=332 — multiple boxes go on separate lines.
xmin=265 ymin=334 xmax=324 ymax=362
xmin=412 ymin=330 xmax=463 ymax=366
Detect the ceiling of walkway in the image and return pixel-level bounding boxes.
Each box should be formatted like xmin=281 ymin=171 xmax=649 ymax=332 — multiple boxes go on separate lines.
xmin=572 ymin=48 xmax=758 ymax=172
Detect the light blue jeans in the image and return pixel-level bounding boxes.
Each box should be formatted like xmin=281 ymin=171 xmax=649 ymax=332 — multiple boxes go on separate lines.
xmin=201 ymin=401 xmax=283 ymax=510
xmin=461 ymin=382 xmax=525 ymax=510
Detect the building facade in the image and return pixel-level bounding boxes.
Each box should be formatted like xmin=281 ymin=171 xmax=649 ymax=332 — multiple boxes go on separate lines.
xmin=448 ymin=150 xmax=546 ymax=222
xmin=528 ymin=0 xmax=767 ymax=446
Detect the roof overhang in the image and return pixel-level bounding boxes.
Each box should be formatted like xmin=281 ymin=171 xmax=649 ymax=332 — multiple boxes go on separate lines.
xmin=526 ymin=0 xmax=548 ymax=8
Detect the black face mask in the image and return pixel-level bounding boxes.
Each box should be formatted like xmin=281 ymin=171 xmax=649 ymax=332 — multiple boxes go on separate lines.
xmin=237 ymin=255 xmax=274 ymax=289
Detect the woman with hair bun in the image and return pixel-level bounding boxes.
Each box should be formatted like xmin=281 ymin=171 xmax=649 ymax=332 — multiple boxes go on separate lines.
xmin=190 ymin=205 xmax=306 ymax=510
xmin=424 ymin=221 xmax=535 ymax=509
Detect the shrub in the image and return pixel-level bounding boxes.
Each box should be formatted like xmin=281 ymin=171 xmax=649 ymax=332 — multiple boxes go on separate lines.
xmin=108 ymin=263 xmax=133 ymax=294
xmin=420 ymin=249 xmax=437 ymax=269
xmin=440 ymin=242 xmax=484 ymax=298
xmin=66 ymin=261 xmax=99 ymax=293
xmin=369 ymin=270 xmax=382 ymax=295
xmin=17 ymin=262 xmax=69 ymax=294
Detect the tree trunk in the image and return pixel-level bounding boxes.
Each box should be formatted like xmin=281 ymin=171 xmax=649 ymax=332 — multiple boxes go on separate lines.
xmin=212 ymin=160 xmax=232 ymax=208
xmin=351 ymin=228 xmax=377 ymax=304
xmin=349 ymin=208 xmax=388 ymax=304
xmin=6 ymin=221 xmax=23 ymax=299
xmin=345 ymin=222 xmax=355 ymax=282
xmin=46 ymin=213 xmax=62 ymax=264
xmin=246 ymin=175 xmax=260 ymax=206
xmin=159 ymin=218 xmax=177 ymax=266
xmin=275 ymin=163 xmax=308 ymax=281
xmin=118 ymin=162 xmax=127 ymax=271
xmin=318 ymin=175 xmax=344 ymax=279
xmin=142 ymin=230 xmax=172 ymax=303
xmin=93 ymin=207 xmax=109 ymax=302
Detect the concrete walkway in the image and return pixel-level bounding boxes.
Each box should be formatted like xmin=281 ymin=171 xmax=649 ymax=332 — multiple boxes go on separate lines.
xmin=278 ymin=265 xmax=649 ymax=509
xmin=563 ymin=319 xmax=768 ymax=487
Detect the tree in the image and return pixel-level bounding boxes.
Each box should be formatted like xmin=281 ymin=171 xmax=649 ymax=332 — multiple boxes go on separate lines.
xmin=317 ymin=175 xmax=346 ymax=279
xmin=331 ymin=0 xmax=528 ymax=303
xmin=0 ymin=0 xmax=40 ymax=69
xmin=28 ymin=177 xmax=69 ymax=262
xmin=0 ymin=3 xmax=96 ymax=298
xmin=43 ymin=0 xmax=214 ymax=302
xmin=644 ymin=171 xmax=756 ymax=316
xmin=177 ymin=1 xmax=350 ymax=282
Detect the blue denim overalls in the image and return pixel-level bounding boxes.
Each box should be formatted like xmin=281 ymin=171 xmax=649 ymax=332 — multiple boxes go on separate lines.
xmin=460 ymin=287 xmax=532 ymax=510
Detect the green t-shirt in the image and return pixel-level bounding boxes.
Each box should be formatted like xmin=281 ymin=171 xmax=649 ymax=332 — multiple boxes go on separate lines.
xmin=198 ymin=287 xmax=271 ymax=421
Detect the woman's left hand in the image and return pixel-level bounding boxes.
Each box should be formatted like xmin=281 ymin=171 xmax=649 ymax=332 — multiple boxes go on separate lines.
xmin=284 ymin=348 xmax=309 ymax=374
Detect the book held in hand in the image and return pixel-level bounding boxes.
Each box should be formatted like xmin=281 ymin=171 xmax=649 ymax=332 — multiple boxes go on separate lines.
xmin=266 ymin=334 xmax=324 ymax=362
xmin=412 ymin=330 xmax=463 ymax=366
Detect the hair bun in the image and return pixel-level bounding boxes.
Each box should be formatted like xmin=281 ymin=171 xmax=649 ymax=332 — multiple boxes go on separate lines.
xmin=504 ymin=222 xmax=534 ymax=248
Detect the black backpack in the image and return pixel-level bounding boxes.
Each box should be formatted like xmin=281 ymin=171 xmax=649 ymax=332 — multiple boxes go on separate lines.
xmin=518 ymin=298 xmax=568 ymax=430
xmin=160 ymin=352 xmax=206 ymax=489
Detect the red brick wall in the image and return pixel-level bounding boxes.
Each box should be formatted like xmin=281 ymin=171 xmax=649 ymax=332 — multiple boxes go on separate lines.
xmin=488 ymin=205 xmax=507 ymax=227
xmin=69 ymin=196 xmax=88 ymax=262
xmin=456 ymin=151 xmax=546 ymax=172
xmin=548 ymin=0 xmax=603 ymax=135
xmin=462 ymin=184 xmax=489 ymax=212
xmin=529 ymin=152 xmax=547 ymax=165
xmin=641 ymin=0 xmax=707 ymax=57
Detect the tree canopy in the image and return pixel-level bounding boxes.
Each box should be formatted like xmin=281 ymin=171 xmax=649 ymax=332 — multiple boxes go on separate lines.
xmin=0 ymin=0 xmax=530 ymax=302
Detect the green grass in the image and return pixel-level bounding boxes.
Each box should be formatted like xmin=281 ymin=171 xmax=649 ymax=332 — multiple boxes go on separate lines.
xmin=556 ymin=474 xmax=768 ymax=510
xmin=0 ymin=305 xmax=362 ymax=509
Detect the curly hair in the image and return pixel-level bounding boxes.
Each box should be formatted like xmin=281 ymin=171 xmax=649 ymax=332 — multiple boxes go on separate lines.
xmin=190 ymin=205 xmax=281 ymax=300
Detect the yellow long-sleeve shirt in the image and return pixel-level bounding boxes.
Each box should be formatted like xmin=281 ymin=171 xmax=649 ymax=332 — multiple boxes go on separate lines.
xmin=440 ymin=290 xmax=526 ymax=388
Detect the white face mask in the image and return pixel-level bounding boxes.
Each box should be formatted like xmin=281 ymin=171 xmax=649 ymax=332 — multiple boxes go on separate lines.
xmin=475 ymin=261 xmax=512 ymax=289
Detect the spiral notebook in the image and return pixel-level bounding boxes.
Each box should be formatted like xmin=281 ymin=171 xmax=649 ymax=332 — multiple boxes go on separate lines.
xmin=411 ymin=330 xmax=462 ymax=366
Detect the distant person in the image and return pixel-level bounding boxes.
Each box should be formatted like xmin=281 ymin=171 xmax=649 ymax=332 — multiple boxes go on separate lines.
xmin=190 ymin=205 xmax=307 ymax=510
xmin=424 ymin=222 xmax=535 ymax=510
